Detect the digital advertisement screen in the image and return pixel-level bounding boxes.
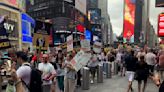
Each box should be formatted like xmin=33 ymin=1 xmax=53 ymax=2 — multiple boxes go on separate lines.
xmin=156 ymin=0 xmax=164 ymax=7
xmin=158 ymin=13 xmax=164 ymax=37
xmin=123 ymin=0 xmax=136 ymax=43
xmin=88 ymin=8 xmax=101 ymax=24
xmin=85 ymin=30 xmax=91 ymax=41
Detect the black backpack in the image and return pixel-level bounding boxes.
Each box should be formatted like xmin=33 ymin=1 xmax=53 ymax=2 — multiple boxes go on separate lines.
xmin=23 ymin=64 xmax=43 ymax=92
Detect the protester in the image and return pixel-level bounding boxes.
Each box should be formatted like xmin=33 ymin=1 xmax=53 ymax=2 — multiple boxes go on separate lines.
xmin=38 ymin=54 xmax=56 ymax=92
xmin=88 ymin=51 xmax=99 ymax=84
xmin=56 ymin=50 xmax=65 ymax=92
xmin=135 ymin=56 xmax=149 ymax=92
xmin=49 ymin=53 xmax=57 ymax=92
xmin=64 ymin=54 xmax=77 ymax=92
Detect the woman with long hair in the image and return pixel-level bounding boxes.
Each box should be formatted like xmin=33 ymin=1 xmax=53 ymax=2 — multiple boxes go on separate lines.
xmin=56 ymin=50 xmax=65 ymax=92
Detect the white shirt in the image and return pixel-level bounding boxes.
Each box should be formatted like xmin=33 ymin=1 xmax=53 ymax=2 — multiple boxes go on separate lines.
xmin=16 ymin=63 xmax=31 ymax=85
xmin=38 ymin=63 xmax=56 ymax=85
xmin=116 ymin=52 xmax=122 ymax=62
xmin=137 ymin=52 xmax=145 ymax=61
xmin=145 ymin=52 xmax=156 ymax=65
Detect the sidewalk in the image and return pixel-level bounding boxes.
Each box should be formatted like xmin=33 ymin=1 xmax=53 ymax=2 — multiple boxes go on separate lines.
xmin=76 ymin=76 xmax=158 ymax=92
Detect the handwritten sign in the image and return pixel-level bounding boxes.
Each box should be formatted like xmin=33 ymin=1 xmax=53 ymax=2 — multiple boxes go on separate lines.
xmin=71 ymin=50 xmax=91 ymax=71
xmin=93 ymin=42 xmax=102 ymax=53
xmin=80 ymin=40 xmax=90 ymax=51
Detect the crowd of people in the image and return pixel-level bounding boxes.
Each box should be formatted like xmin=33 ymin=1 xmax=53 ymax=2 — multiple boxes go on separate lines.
xmin=0 ymin=46 xmax=164 ymax=92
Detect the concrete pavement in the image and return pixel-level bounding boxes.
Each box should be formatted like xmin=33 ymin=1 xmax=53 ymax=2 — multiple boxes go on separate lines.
xmin=2 ymin=76 xmax=159 ymax=92
xmin=76 ymin=76 xmax=158 ymax=92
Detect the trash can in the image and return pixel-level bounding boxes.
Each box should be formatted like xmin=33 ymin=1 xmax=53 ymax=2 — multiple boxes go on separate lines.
xmin=114 ymin=62 xmax=118 ymax=75
xmin=97 ymin=64 xmax=103 ymax=83
xmin=82 ymin=67 xmax=90 ymax=90
xmin=105 ymin=62 xmax=112 ymax=78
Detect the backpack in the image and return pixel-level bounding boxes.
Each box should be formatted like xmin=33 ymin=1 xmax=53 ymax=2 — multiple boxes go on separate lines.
xmin=23 ymin=64 xmax=43 ymax=92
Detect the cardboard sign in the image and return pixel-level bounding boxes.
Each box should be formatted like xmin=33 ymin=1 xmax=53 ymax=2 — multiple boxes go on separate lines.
xmin=80 ymin=40 xmax=91 ymax=51
xmin=71 ymin=50 xmax=91 ymax=71
xmin=67 ymin=35 xmax=73 ymax=52
xmin=93 ymin=42 xmax=102 ymax=53
xmin=0 ymin=39 xmax=11 ymax=50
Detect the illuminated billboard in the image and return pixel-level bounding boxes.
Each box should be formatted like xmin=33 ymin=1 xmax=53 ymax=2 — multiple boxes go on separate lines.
xmin=88 ymin=8 xmax=101 ymax=24
xmin=158 ymin=13 xmax=164 ymax=37
xmin=123 ymin=0 xmax=136 ymax=43
xmin=0 ymin=0 xmax=19 ymax=8
xmin=156 ymin=0 xmax=164 ymax=7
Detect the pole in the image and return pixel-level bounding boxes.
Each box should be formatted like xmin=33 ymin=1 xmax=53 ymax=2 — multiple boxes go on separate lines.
xmin=0 ymin=71 xmax=2 ymax=92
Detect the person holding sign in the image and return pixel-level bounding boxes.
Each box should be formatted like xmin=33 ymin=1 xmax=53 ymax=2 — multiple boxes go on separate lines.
xmin=64 ymin=54 xmax=77 ymax=92
xmin=88 ymin=50 xmax=99 ymax=84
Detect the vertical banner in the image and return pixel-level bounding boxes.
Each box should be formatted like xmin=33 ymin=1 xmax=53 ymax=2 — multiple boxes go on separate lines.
xmin=158 ymin=13 xmax=164 ymax=37
xmin=67 ymin=35 xmax=73 ymax=52
xmin=123 ymin=0 xmax=136 ymax=43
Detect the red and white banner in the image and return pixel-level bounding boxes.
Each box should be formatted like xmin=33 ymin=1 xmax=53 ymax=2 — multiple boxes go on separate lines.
xmin=158 ymin=13 xmax=164 ymax=37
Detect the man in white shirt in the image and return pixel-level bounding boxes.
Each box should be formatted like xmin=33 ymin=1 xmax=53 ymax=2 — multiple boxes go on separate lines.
xmin=145 ymin=49 xmax=156 ymax=73
xmin=38 ymin=54 xmax=56 ymax=92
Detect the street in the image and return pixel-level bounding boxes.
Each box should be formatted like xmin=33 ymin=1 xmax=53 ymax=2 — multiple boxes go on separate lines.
xmin=77 ymin=76 xmax=158 ymax=92
xmin=2 ymin=75 xmax=158 ymax=92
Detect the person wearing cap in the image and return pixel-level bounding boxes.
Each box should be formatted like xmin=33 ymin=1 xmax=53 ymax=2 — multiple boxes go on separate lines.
xmin=38 ymin=54 xmax=56 ymax=92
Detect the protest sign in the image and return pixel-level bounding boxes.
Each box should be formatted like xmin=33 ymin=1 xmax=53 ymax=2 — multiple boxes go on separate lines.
xmin=80 ymin=40 xmax=90 ymax=51
xmin=67 ymin=35 xmax=73 ymax=52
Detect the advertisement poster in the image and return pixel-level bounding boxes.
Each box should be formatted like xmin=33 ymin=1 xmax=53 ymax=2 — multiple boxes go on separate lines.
xmin=158 ymin=13 xmax=164 ymax=37
xmin=33 ymin=20 xmax=51 ymax=51
xmin=123 ymin=0 xmax=136 ymax=43
xmin=156 ymin=0 xmax=164 ymax=7
xmin=33 ymin=33 xmax=49 ymax=51
xmin=71 ymin=50 xmax=91 ymax=71
xmin=88 ymin=8 xmax=101 ymax=24
xmin=1 ymin=0 xmax=19 ymax=8
xmin=67 ymin=35 xmax=73 ymax=52
xmin=93 ymin=42 xmax=102 ymax=53
xmin=0 ymin=16 xmax=8 ymax=36
xmin=0 ymin=39 xmax=11 ymax=50
xmin=80 ymin=39 xmax=91 ymax=51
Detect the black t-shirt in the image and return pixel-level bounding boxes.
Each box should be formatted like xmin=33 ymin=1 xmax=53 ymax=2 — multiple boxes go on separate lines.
xmin=159 ymin=81 xmax=164 ymax=92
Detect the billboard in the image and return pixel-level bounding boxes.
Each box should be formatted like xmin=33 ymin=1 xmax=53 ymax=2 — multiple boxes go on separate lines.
xmin=75 ymin=0 xmax=87 ymax=15
xmin=0 ymin=0 xmax=19 ymax=8
xmin=158 ymin=13 xmax=164 ymax=37
xmin=33 ymin=20 xmax=51 ymax=51
xmin=88 ymin=8 xmax=101 ymax=24
xmin=123 ymin=0 xmax=136 ymax=43
xmin=88 ymin=0 xmax=98 ymax=9
xmin=156 ymin=0 xmax=164 ymax=7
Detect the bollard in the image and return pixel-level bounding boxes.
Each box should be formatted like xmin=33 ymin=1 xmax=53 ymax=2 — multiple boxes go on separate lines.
xmin=0 ymin=71 xmax=2 ymax=92
xmin=114 ymin=62 xmax=118 ymax=75
xmin=82 ymin=67 xmax=90 ymax=90
xmin=105 ymin=62 xmax=112 ymax=78
xmin=97 ymin=64 xmax=103 ymax=83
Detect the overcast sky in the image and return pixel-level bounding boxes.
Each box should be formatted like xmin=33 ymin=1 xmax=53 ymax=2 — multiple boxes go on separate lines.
xmin=108 ymin=0 xmax=163 ymax=36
